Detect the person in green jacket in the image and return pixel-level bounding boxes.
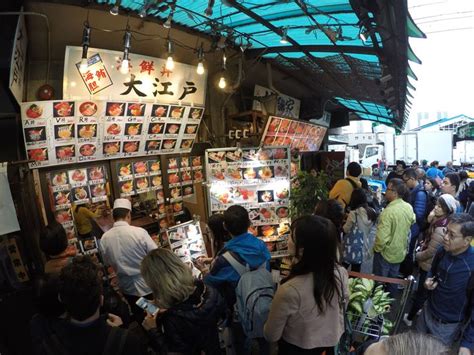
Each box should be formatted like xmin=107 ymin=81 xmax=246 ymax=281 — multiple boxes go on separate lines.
xmin=373 ymin=178 xmax=415 ymax=295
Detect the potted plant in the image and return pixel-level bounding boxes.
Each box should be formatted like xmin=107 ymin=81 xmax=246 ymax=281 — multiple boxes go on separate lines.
xmin=289 ymin=170 xmax=330 ymax=219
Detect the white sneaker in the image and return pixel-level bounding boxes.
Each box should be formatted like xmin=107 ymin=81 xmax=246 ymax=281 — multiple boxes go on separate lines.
xmin=403 ymin=313 xmax=413 ymax=327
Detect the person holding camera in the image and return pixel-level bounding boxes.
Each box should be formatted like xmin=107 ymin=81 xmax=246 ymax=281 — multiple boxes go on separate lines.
xmin=417 ymin=214 xmax=474 ymax=355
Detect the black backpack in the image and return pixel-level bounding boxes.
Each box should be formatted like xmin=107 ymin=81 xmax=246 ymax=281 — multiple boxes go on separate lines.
xmin=431 ymin=249 xmax=474 ymax=319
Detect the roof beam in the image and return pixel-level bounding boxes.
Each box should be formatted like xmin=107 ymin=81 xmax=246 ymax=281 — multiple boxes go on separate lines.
xmin=247 ymin=45 xmax=376 ymax=58
xmin=225 ymin=0 xmax=352 ymax=97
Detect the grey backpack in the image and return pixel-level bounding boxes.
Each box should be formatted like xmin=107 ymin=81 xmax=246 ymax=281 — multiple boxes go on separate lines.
xmin=223 ymin=252 xmax=274 ymax=339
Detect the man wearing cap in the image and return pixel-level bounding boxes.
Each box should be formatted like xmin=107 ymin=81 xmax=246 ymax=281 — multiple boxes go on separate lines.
xmin=100 ymin=198 xmax=157 ymax=321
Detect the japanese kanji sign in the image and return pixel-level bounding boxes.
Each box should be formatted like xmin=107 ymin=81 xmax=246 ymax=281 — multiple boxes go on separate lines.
xmin=64 ymin=46 xmax=207 ymax=105
xmin=76 ymin=54 xmax=113 ymax=95
xmin=9 ymin=12 xmax=28 ymax=104
xmin=252 ymin=85 xmax=301 ymax=119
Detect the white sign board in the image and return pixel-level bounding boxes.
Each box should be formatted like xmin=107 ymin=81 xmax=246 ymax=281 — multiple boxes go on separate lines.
xmin=0 ymin=163 xmax=20 ymax=235
xmin=348 ymin=133 xmax=376 ymax=146
xmin=9 ymin=13 xmax=28 ymax=104
xmin=310 ymin=111 xmax=332 ymax=128
xmin=63 ymin=46 xmax=207 ymax=106
xmin=252 ymin=84 xmax=300 ymax=118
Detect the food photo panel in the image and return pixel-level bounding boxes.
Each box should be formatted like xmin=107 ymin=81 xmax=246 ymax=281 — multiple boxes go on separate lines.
xmin=188 ymin=107 xmax=204 ymax=120
xmin=169 ymin=106 xmax=185 ymax=120
xmin=151 ymin=104 xmax=170 ymax=118
xmin=103 ymin=141 xmax=121 ymax=157
xmin=106 ymin=102 xmax=125 ymax=116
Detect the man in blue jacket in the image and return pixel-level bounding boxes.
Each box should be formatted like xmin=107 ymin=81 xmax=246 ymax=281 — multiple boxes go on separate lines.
xmin=402 ymin=168 xmax=428 ymax=269
xmin=417 ymin=213 xmax=474 ymax=355
xmin=204 ymin=205 xmax=271 ymax=354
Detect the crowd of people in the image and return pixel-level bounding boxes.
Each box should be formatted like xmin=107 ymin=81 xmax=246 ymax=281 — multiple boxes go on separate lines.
xmin=29 ymin=159 xmax=474 ymax=355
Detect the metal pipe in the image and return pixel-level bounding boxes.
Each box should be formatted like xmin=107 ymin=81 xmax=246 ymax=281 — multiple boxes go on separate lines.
xmin=1 ymin=11 xmax=52 ymax=83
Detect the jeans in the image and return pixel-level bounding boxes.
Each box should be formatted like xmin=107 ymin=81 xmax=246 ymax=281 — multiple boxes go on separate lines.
xmin=416 ymin=304 xmax=462 ymax=347
xmin=372 ymin=252 xmax=400 ymax=296
xmin=407 ymin=270 xmax=428 ymax=320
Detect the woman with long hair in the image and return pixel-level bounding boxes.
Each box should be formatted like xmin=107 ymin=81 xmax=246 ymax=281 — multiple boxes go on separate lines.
xmin=141 ymin=249 xmax=225 ymax=354
xmin=342 ymin=189 xmax=378 ymax=273
xmin=403 ymin=194 xmax=458 ymax=326
xmin=264 ymin=215 xmax=349 ymax=354
xmin=424 ymin=177 xmax=440 ymax=198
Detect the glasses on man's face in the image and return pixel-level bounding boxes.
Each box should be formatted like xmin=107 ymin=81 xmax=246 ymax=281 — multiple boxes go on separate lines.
xmin=443 ymin=227 xmax=462 ymax=240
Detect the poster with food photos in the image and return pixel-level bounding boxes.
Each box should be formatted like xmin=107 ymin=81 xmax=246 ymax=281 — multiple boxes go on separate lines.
xmin=48 ymin=165 xmax=110 ymax=241
xmin=116 ymin=158 xmax=163 ymax=198
xmin=206 ymin=147 xmax=291 ymax=256
xmin=166 ymin=220 xmax=207 ymax=263
xmin=261 ymin=116 xmax=327 ymax=153
xmin=21 ymin=100 xmax=204 ymax=168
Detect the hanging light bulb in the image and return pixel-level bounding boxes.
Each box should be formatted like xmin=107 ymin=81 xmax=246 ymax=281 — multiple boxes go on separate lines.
xmin=218 ymin=50 xmax=227 ymax=89
xmin=110 ymin=0 xmax=121 ymax=15
xmin=196 ymin=44 xmax=205 ymax=75
xmin=196 ymin=61 xmax=205 ymax=75
xmin=165 ymin=39 xmax=174 ymax=71
xmin=79 ymin=58 xmax=88 ymax=73
xmin=139 ymin=7 xmax=147 ymax=18
xmin=79 ymin=23 xmax=91 ymax=74
xmin=280 ymin=27 xmax=289 ymax=44
xmin=120 ymin=30 xmax=132 ymax=74
xmin=218 ymin=75 xmax=226 ymax=89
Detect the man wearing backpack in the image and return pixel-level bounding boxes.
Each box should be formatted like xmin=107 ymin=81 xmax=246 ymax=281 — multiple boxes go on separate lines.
xmin=204 ymin=205 xmax=271 ymax=355
xmin=37 ymin=256 xmax=148 ymax=355
xmin=401 ymin=168 xmax=429 ymax=275
xmin=417 ymin=214 xmax=474 ymax=354
xmin=329 ymin=162 xmax=362 ymax=209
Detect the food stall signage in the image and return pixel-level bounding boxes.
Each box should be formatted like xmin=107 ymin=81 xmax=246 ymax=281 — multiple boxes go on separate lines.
xmin=21 ymin=100 xmax=203 ymax=168
xmin=9 ymin=12 xmax=27 ymax=104
xmin=64 ymin=46 xmax=207 ymax=106
xmin=261 ymin=116 xmax=327 ymax=152
xmin=77 ymin=54 xmax=113 ymax=95
xmin=252 ymin=85 xmax=301 ymax=119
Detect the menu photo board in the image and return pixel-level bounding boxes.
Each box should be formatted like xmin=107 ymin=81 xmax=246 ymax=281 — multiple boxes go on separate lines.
xmin=47 ymin=164 xmax=110 ymax=243
xmin=205 ymin=147 xmax=291 ymax=258
xmin=261 ymin=116 xmax=327 ymax=152
xmin=166 ymin=220 xmax=207 ymax=263
xmin=21 ymin=100 xmax=203 ymax=168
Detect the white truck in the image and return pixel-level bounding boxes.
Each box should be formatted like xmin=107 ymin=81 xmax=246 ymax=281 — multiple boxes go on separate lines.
xmin=455 ymin=140 xmax=474 ymax=164
xmin=360 ymin=131 xmax=453 ymax=168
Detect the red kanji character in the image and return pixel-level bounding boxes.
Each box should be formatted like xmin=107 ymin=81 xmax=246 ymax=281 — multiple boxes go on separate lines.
xmin=160 ymin=65 xmax=172 ymax=78
xmin=95 ymin=69 xmax=106 ymax=81
xmin=83 ymin=71 xmax=94 ymax=81
xmin=88 ymin=81 xmax=99 ymax=92
xmin=139 ymin=60 xmax=155 ymax=75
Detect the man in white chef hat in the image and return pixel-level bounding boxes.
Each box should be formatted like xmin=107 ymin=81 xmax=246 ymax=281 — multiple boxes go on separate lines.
xmin=100 ymin=198 xmax=157 ymax=322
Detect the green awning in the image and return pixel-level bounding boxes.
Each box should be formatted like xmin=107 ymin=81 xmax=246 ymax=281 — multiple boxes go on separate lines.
xmin=407 ymin=12 xmax=427 ymax=39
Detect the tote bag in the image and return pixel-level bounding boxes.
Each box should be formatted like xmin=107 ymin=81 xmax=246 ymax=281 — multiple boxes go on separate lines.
xmin=343 ymin=213 xmax=364 ymax=265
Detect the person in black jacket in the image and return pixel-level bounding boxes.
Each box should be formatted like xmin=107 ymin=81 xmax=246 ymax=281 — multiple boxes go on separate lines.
xmin=35 ymin=255 xmax=147 ymax=355
xmin=141 ymin=248 xmax=225 ymax=355
xmin=385 ymin=160 xmax=406 ymax=186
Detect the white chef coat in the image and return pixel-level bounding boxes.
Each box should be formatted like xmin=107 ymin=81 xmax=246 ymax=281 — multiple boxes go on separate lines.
xmin=100 ymin=221 xmax=157 ymax=296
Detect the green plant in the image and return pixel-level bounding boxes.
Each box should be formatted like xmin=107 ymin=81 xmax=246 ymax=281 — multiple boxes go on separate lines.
xmin=289 ymin=170 xmax=330 ymax=219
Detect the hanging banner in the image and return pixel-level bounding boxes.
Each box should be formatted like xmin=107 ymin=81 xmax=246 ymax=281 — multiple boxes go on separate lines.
xmin=252 ymin=85 xmax=300 ymax=119
xmin=63 ymin=46 xmax=207 ymax=105
xmin=9 ymin=12 xmax=28 ymax=104
xmin=0 ymin=163 xmax=21 ymax=235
